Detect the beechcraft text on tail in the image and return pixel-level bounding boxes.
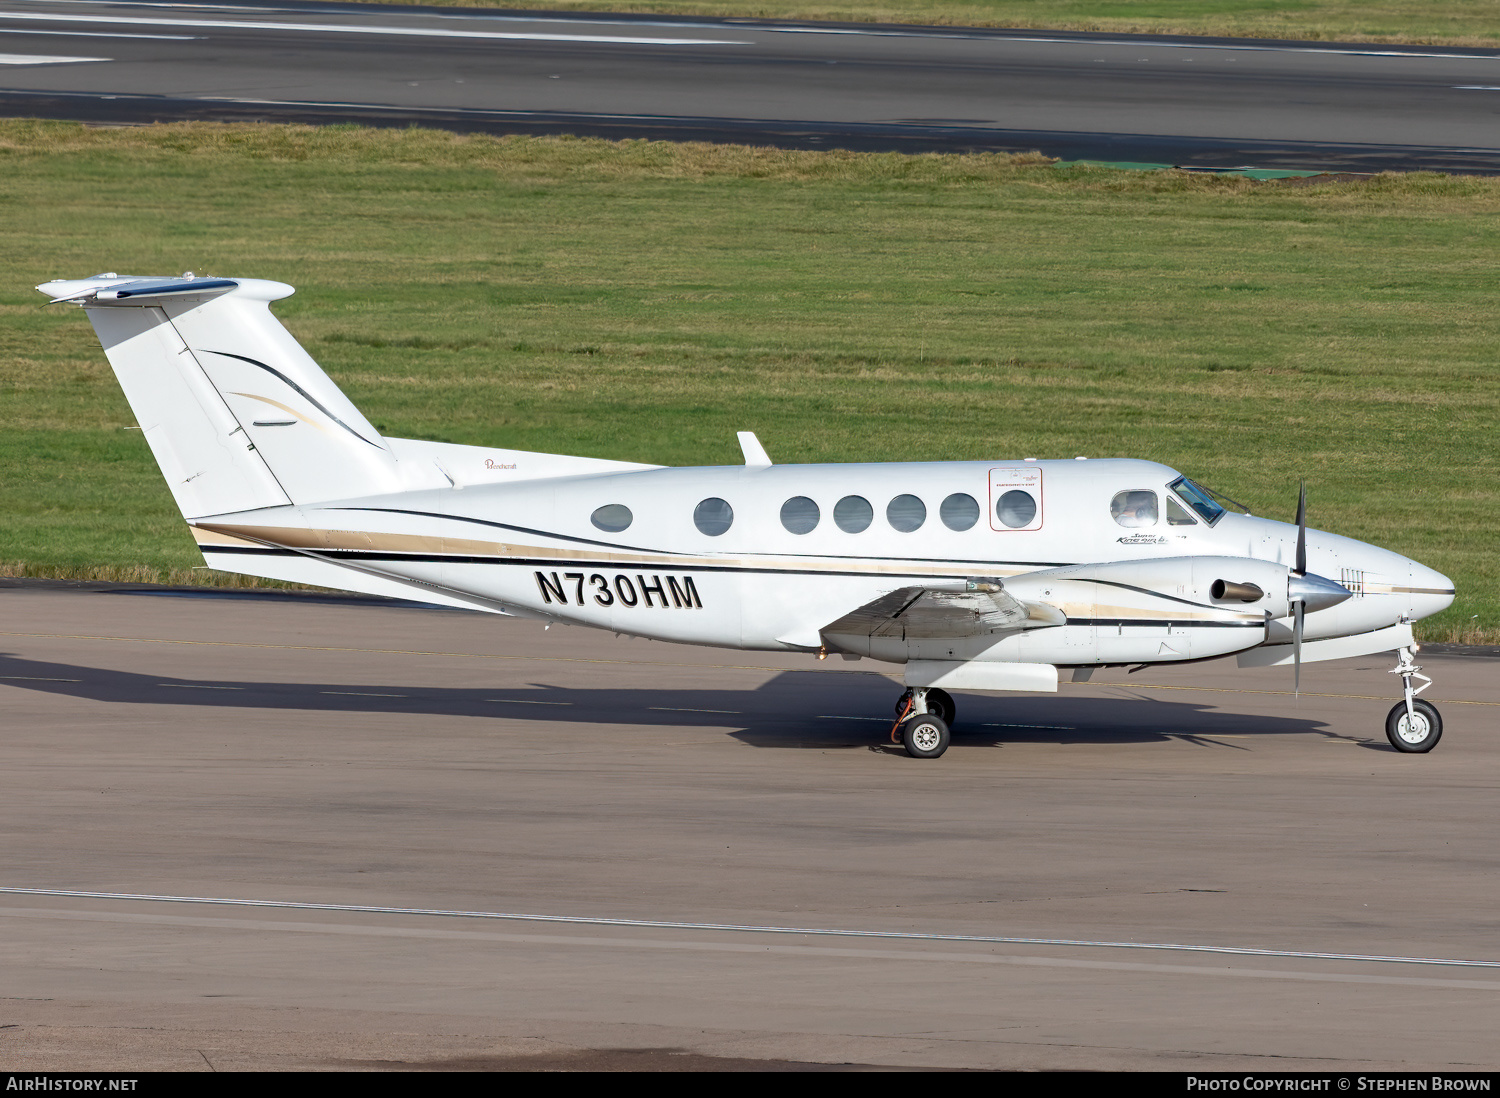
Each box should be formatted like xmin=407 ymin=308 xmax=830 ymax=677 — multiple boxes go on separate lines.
xmin=38 ymin=273 xmax=1456 ymax=758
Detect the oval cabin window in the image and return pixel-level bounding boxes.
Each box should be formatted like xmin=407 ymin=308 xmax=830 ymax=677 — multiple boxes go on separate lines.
xmin=590 ymin=504 xmax=633 ymax=533
xmin=780 ymin=496 xmax=820 ymax=534
xmin=940 ymin=493 xmax=979 ymax=531
xmin=833 ymin=495 xmax=874 ymax=533
xmin=694 ymin=497 xmax=734 ymax=536
xmin=996 ymin=490 xmax=1037 ymax=529
xmin=886 ymin=494 xmax=926 ymax=532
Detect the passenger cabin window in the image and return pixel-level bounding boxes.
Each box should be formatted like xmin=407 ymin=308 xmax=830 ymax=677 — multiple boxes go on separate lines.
xmin=940 ymin=493 xmax=979 ymax=531
xmin=1111 ymin=490 xmax=1158 ymax=528
xmin=780 ymin=496 xmax=820 ymax=534
xmin=591 ymin=504 xmax=633 ymax=533
xmin=1167 ymin=497 xmax=1198 ymax=526
xmin=1169 ymin=476 xmax=1226 ymax=526
xmin=996 ymin=490 xmax=1037 ymax=529
xmin=694 ymin=497 xmax=734 ymax=536
xmin=834 ymin=495 xmax=873 ymax=533
xmin=886 ymin=494 xmax=926 ymax=532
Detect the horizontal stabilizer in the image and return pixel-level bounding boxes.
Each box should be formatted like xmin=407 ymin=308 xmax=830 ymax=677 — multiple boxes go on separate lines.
xmin=44 ymin=275 xmax=240 ymax=306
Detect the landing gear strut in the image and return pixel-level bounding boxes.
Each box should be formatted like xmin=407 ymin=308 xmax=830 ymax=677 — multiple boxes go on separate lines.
xmin=1386 ymin=645 xmax=1441 ymax=753
xmin=896 ymin=687 xmax=955 ymax=726
xmin=892 ymin=687 xmax=952 ymax=759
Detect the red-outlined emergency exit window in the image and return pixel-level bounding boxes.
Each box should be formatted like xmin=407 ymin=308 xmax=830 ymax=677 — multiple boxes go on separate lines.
xmin=989 ymin=466 xmax=1043 ymax=532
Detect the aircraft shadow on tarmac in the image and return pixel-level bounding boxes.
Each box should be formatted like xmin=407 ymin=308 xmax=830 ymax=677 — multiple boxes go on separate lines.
xmin=0 ymin=651 xmax=1337 ymax=750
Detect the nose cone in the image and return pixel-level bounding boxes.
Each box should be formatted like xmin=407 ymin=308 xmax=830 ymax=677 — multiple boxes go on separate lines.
xmin=1406 ymin=560 xmax=1455 ymax=622
xmin=1288 ymin=572 xmax=1352 ymax=613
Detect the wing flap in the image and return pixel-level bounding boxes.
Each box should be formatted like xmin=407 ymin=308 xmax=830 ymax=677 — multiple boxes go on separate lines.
xmin=821 ymin=581 xmax=1064 ymax=641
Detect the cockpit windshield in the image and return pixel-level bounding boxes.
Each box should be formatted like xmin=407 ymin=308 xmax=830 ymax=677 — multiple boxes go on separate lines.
xmin=1169 ymin=476 xmax=1226 ymax=526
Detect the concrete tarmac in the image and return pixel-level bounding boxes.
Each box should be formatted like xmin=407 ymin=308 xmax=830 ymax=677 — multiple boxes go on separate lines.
xmin=1 ymin=585 xmax=1497 ymax=1071
xmin=3 ymin=0 xmax=1500 ymax=171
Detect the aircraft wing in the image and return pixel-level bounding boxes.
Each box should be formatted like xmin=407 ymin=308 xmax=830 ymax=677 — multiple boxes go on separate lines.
xmin=821 ymin=582 xmax=1065 ymax=641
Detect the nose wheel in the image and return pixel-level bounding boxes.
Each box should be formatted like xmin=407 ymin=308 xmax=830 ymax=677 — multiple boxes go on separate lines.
xmin=1386 ymin=698 xmax=1442 ymax=753
xmin=1386 ymin=646 xmax=1441 ymax=753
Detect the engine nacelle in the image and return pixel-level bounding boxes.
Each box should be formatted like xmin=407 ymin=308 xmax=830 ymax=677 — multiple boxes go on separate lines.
xmin=1005 ymin=555 xmax=1295 ymax=621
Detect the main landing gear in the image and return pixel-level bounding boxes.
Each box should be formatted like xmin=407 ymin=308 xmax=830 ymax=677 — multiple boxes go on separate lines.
xmin=1386 ymin=646 xmax=1441 ymax=753
xmin=892 ymin=687 xmax=955 ymax=759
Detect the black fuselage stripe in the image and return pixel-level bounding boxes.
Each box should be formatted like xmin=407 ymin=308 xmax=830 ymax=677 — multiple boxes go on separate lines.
xmin=199 ymin=544 xmax=1264 ymax=623
xmin=1086 ymin=577 xmax=1240 ymax=613
xmin=332 ymin=506 xmax=666 ymax=554
xmin=200 ymin=544 xmax=1043 ymax=581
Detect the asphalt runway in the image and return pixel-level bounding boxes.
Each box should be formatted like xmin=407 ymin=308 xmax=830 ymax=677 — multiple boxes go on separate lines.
xmin=3 ymin=0 xmax=1500 ymax=171
xmin=1 ymin=584 xmax=1497 ymax=1070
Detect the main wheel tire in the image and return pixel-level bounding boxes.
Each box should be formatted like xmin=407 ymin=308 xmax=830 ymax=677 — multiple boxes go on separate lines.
xmin=900 ymin=714 xmax=950 ymax=759
xmin=1386 ymin=699 xmax=1442 ymax=753
xmin=926 ymin=688 xmax=956 ymax=727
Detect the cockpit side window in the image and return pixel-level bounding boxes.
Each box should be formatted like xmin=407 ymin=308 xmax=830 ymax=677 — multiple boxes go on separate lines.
xmin=1111 ymin=490 xmax=1158 ymax=528
xmin=1169 ymin=476 xmax=1226 ymax=526
xmin=1166 ymin=497 xmax=1198 ymax=526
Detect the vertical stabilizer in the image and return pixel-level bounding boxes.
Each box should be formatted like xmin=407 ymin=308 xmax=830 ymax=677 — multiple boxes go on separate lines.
xmin=40 ymin=274 xmax=403 ymax=515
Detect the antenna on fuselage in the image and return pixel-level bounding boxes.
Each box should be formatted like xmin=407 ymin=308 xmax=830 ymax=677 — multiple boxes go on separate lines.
xmin=737 ymin=431 xmax=772 ymax=467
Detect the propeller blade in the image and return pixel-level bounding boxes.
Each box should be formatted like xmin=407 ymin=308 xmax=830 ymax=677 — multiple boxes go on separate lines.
xmin=1293 ymin=598 xmax=1304 ymax=697
xmin=1295 ymin=481 xmax=1307 ymax=577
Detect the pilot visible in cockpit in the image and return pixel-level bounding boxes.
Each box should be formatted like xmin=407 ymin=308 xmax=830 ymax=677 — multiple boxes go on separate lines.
xmin=1111 ymin=490 xmax=1159 ymax=528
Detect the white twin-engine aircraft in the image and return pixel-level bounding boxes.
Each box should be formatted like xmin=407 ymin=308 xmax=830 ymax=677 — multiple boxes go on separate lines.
xmin=40 ymin=273 xmax=1456 ymax=759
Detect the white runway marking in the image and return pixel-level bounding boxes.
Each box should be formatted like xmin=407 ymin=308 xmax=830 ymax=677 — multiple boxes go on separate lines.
xmin=983 ymin=722 xmax=1075 ymax=730
xmin=157 ymin=683 xmax=241 ymax=690
xmin=27 ymin=2 xmax=1490 ymax=58
xmin=649 ymin=706 xmax=740 ymax=714
xmin=758 ymin=26 xmax=1500 ymax=59
xmin=0 ymin=675 xmax=82 ymax=682
xmin=0 ymin=12 xmax=750 ymax=47
xmin=0 ymin=52 xmax=108 ymax=64
xmin=488 ymin=698 xmax=570 ymax=705
xmin=321 ymin=691 xmax=405 ymax=697
xmin=9 ymin=2 xmax=1496 ymax=58
xmin=5 ymin=886 xmax=1498 ymax=972
xmin=0 ymin=28 xmax=196 ymax=40
xmin=6 ymin=905 xmax=1499 ymax=992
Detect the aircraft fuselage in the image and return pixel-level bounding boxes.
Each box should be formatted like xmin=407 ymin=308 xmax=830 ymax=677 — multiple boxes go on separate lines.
xmin=191 ymin=457 xmax=1452 ymax=668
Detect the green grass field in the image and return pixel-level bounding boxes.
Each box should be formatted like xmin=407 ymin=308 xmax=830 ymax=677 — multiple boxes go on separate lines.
xmin=1 ymin=121 xmax=1494 ymax=641
xmin=367 ymin=1 xmax=1500 ymax=46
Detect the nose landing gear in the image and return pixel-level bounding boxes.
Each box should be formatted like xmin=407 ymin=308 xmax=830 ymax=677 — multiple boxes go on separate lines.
xmin=1386 ymin=645 xmax=1441 ymax=753
xmin=892 ymin=687 xmax=954 ymax=759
